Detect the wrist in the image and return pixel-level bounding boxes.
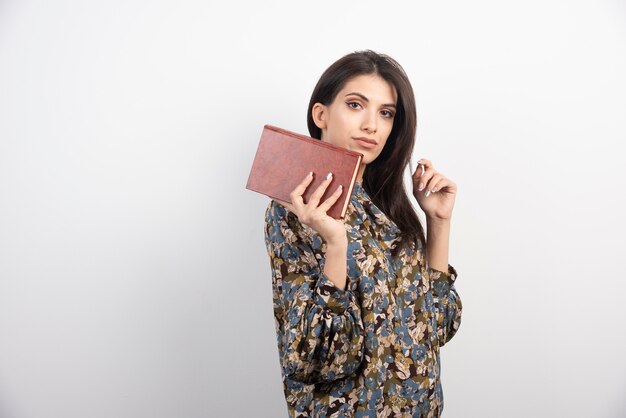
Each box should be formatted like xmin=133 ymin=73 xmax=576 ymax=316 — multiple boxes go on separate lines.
xmin=426 ymin=215 xmax=451 ymax=226
xmin=324 ymin=234 xmax=348 ymax=249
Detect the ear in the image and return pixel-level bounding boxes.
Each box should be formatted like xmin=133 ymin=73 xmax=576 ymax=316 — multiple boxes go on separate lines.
xmin=311 ymin=102 xmax=327 ymax=129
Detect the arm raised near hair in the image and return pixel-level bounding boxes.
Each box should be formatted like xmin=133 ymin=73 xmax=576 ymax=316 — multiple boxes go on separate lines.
xmin=425 ymin=216 xmax=462 ymax=347
xmin=425 ymin=216 xmax=450 ymax=273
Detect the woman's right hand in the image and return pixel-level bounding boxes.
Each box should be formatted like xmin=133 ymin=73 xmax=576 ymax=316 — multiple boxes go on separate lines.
xmin=275 ymin=172 xmax=347 ymax=245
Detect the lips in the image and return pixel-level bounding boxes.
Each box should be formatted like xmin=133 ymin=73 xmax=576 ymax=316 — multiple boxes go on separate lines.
xmin=353 ymin=137 xmax=377 ymax=149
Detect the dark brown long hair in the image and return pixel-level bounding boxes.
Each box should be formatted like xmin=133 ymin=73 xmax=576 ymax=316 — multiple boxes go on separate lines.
xmin=307 ymin=50 xmax=426 ymax=252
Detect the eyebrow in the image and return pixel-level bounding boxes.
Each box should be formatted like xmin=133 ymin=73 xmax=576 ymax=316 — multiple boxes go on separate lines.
xmin=345 ymin=92 xmax=397 ymax=108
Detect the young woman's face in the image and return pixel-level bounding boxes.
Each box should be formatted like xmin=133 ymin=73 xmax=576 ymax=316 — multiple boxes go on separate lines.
xmin=312 ymin=74 xmax=398 ymax=167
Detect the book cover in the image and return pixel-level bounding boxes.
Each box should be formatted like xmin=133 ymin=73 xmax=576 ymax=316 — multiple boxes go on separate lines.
xmin=246 ymin=124 xmax=363 ymax=219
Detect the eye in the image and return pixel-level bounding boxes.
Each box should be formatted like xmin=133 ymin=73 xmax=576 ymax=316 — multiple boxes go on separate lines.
xmin=381 ymin=109 xmax=395 ymax=118
xmin=346 ymin=101 xmax=362 ymax=110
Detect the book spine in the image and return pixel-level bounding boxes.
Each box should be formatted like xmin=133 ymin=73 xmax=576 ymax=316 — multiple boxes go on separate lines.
xmin=340 ymin=154 xmax=362 ymax=218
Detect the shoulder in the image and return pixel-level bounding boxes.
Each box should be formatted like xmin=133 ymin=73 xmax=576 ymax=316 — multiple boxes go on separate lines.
xmin=264 ymin=200 xmax=294 ymax=233
xmin=264 ymin=200 xmax=316 ymax=246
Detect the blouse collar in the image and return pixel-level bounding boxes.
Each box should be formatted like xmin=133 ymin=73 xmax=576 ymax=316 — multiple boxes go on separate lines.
xmin=350 ymin=181 xmax=399 ymax=235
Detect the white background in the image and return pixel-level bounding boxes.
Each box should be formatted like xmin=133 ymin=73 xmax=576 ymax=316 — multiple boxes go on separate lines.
xmin=1 ymin=0 xmax=625 ymax=417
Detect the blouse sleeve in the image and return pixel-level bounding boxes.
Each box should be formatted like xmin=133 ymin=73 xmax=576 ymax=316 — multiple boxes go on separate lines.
xmin=264 ymin=202 xmax=365 ymax=384
xmin=427 ymin=264 xmax=463 ymax=348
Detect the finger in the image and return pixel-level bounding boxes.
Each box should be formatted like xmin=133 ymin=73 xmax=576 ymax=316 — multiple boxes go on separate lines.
xmin=290 ymin=172 xmax=314 ymax=200
xmin=429 ymin=176 xmax=448 ymax=193
xmin=417 ymin=168 xmax=436 ymax=191
xmin=317 ymin=184 xmax=343 ymax=213
xmin=425 ymin=173 xmax=443 ymax=192
xmin=290 ymin=171 xmax=314 ymax=209
xmin=417 ymin=158 xmax=432 ymax=169
xmin=412 ymin=163 xmax=425 ymax=179
xmin=434 ymin=179 xmax=457 ymax=193
xmin=308 ymin=172 xmax=334 ymax=207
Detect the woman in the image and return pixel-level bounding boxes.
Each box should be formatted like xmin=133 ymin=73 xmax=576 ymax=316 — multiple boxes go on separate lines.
xmin=264 ymin=50 xmax=462 ymax=418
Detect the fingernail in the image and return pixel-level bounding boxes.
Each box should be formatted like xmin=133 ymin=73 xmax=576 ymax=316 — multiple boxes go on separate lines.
xmin=306 ymin=171 xmax=313 ymax=178
xmin=425 ymin=190 xmax=431 ymax=197
xmin=338 ymin=185 xmax=343 ymax=191
xmin=326 ymin=172 xmax=333 ymax=180
xmin=419 ymin=183 xmax=424 ymax=191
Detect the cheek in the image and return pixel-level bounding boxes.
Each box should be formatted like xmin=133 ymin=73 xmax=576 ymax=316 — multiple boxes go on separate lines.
xmin=383 ymin=120 xmax=395 ymax=135
xmin=331 ymin=114 xmax=355 ymax=143
xmin=336 ymin=111 xmax=355 ymax=129
xmin=381 ymin=124 xmax=394 ymax=144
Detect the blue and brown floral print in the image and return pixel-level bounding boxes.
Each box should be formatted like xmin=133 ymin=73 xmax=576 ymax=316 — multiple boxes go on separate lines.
xmin=264 ymin=182 xmax=462 ymax=418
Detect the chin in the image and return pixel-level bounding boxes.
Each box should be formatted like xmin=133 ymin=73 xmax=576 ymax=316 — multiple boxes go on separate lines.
xmin=361 ymin=155 xmax=377 ymax=165
xmin=363 ymin=150 xmax=383 ymax=163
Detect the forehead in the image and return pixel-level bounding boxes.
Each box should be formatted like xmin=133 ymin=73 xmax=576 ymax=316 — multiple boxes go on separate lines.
xmin=339 ymin=74 xmax=397 ymax=103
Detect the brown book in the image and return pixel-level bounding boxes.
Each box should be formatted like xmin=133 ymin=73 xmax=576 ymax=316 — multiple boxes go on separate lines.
xmin=246 ymin=124 xmax=363 ymax=219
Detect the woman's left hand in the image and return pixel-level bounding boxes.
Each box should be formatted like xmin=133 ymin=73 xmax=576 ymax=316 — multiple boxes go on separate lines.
xmin=412 ymin=158 xmax=457 ymax=220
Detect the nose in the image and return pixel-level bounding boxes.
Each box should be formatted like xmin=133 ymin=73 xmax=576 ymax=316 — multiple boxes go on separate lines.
xmin=361 ymin=110 xmax=377 ymax=134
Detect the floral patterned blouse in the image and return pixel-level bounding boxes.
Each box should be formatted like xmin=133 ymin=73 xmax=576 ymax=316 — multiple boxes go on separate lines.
xmin=264 ymin=182 xmax=462 ymax=418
